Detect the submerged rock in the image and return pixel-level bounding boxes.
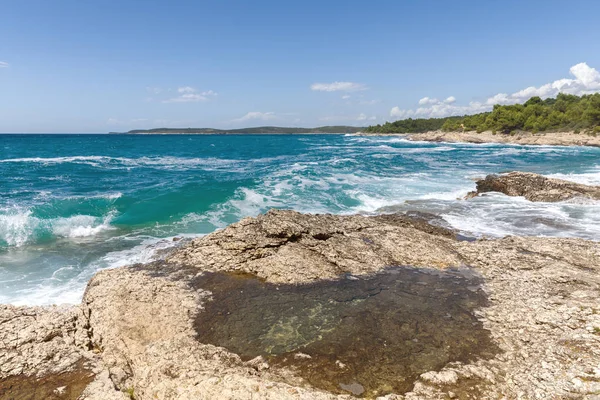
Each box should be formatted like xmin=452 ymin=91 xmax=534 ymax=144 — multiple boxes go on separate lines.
xmin=2 ymin=209 xmax=600 ymax=399
xmin=466 ymin=171 xmax=600 ymax=202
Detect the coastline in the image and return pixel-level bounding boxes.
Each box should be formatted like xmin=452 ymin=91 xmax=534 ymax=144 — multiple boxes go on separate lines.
xmin=110 ymin=131 xmax=348 ymax=135
xmin=359 ymin=130 xmax=600 ymax=147
xmin=2 ymin=201 xmax=600 ymax=398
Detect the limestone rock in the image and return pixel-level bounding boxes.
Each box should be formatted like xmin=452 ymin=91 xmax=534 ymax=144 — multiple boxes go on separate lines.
xmin=2 ymin=209 xmax=600 ymax=399
xmin=404 ymin=130 xmax=600 ymax=147
xmin=167 ymin=209 xmax=464 ymax=283
xmin=466 ymin=171 xmax=600 ymax=202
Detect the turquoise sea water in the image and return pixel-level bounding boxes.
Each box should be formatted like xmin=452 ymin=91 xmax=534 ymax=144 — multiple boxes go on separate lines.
xmin=1 ymin=134 xmax=600 ymax=305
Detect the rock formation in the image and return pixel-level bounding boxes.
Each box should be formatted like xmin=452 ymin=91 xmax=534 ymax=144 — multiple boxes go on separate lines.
xmin=402 ymin=130 xmax=600 ymax=147
xmin=1 ymin=209 xmax=600 ymax=399
xmin=466 ymin=171 xmax=600 ymax=202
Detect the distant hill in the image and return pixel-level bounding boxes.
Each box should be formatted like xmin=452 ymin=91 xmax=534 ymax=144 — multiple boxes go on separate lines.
xmin=112 ymin=126 xmax=365 ymax=134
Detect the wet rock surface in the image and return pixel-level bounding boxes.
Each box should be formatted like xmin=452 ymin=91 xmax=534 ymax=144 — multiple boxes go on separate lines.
xmin=2 ymin=209 xmax=600 ymax=399
xmin=193 ymin=267 xmax=498 ymax=398
xmin=0 ymin=360 xmax=95 ymax=400
xmin=466 ymin=171 xmax=600 ymax=202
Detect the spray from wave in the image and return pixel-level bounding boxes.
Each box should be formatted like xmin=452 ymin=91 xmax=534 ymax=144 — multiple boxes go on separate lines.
xmin=2 ymin=134 xmax=600 ymax=306
xmin=0 ymin=206 xmax=116 ymax=247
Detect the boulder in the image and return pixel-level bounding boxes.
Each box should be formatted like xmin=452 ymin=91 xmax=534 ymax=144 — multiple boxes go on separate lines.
xmin=466 ymin=171 xmax=600 ymax=202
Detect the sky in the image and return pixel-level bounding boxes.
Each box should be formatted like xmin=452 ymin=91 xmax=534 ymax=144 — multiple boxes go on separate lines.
xmin=1 ymin=0 xmax=600 ymax=133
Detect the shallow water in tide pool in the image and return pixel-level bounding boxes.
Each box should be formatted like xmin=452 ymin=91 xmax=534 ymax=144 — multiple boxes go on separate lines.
xmin=193 ymin=267 xmax=499 ymax=397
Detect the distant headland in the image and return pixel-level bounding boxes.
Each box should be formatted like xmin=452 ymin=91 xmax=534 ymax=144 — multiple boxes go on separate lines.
xmin=110 ymin=126 xmax=365 ymax=134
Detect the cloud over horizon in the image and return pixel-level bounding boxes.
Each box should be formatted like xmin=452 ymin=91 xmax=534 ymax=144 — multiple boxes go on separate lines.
xmin=311 ymin=81 xmax=367 ymax=92
xmin=163 ymin=87 xmax=217 ymax=103
xmin=390 ymin=62 xmax=600 ymax=120
xmin=234 ymin=111 xmax=277 ymax=122
xmin=0 ymin=61 xmax=9 ymax=68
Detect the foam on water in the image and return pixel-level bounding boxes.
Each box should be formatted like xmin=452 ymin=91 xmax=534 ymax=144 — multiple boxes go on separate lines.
xmin=51 ymin=212 xmax=116 ymax=238
xmin=0 ymin=207 xmax=116 ymax=247
xmin=0 ymin=208 xmax=37 ymax=247
xmin=0 ymin=154 xmax=292 ymax=172
xmin=1 ymin=133 xmax=600 ymax=305
xmin=546 ymin=166 xmax=600 ymax=185
xmin=0 ymin=234 xmax=194 ymax=305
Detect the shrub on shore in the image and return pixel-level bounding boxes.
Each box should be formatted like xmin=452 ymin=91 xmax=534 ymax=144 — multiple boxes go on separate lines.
xmin=365 ymin=93 xmax=600 ymax=134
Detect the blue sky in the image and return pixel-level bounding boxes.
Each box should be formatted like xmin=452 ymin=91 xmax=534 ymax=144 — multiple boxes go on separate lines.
xmin=1 ymin=0 xmax=600 ymax=133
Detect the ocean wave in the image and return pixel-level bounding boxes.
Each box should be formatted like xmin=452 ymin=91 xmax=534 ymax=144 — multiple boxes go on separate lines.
xmin=0 ymin=234 xmax=195 ymax=306
xmin=546 ymin=168 xmax=600 ymax=186
xmin=52 ymin=212 xmax=116 ymax=238
xmin=0 ymin=155 xmax=291 ymax=171
xmin=0 ymin=208 xmax=38 ymax=247
xmin=0 ymin=155 xmax=242 ymax=171
xmin=0 ymin=207 xmax=116 ymax=247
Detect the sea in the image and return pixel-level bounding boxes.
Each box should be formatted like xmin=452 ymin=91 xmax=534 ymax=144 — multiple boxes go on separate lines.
xmin=1 ymin=133 xmax=600 ymax=306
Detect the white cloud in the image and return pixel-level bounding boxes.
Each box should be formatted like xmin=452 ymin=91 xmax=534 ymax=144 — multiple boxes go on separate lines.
xmin=319 ymin=113 xmax=376 ymax=123
xmin=163 ymin=94 xmax=207 ymax=103
xmin=0 ymin=61 xmax=9 ymax=68
xmin=390 ymin=100 xmax=489 ymax=119
xmin=163 ymin=87 xmax=217 ymax=103
xmin=418 ymin=97 xmax=438 ymax=105
xmin=485 ymin=93 xmax=511 ymax=105
xmin=390 ymin=107 xmax=415 ymax=119
xmin=234 ymin=111 xmax=277 ymax=122
xmin=389 ymin=62 xmax=600 ymax=119
xmin=311 ymin=81 xmax=367 ymax=92
xmin=356 ymin=113 xmax=377 ymax=122
xmin=342 ymin=95 xmax=351 ymax=100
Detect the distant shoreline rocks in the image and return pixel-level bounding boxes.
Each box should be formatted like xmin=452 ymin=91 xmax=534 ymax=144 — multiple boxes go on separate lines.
xmin=403 ymin=130 xmax=600 ymax=147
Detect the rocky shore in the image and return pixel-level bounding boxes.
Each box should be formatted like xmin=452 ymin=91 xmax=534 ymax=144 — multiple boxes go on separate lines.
xmin=467 ymin=171 xmax=600 ymax=202
xmin=385 ymin=130 xmax=600 ymax=147
xmin=2 ymin=207 xmax=600 ymax=399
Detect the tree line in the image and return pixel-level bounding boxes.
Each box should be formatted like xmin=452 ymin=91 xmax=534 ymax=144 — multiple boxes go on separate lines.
xmin=365 ymin=93 xmax=600 ymax=134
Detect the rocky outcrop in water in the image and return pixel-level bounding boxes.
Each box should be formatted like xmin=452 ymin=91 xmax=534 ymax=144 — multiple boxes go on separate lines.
xmin=466 ymin=171 xmax=600 ymax=202
xmin=2 ymin=210 xmax=600 ymax=399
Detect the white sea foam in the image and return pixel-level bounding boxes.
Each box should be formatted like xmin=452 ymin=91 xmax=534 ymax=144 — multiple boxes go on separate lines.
xmin=546 ymin=168 xmax=600 ymax=186
xmin=0 ymin=208 xmax=38 ymax=247
xmin=0 ymin=155 xmax=237 ymax=171
xmin=3 ymin=137 xmax=600 ymax=307
xmin=0 ymin=155 xmax=291 ymax=172
xmin=0 ymin=207 xmax=117 ymax=247
xmin=52 ymin=212 xmax=116 ymax=238
xmin=1 ymin=234 xmax=199 ymax=306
